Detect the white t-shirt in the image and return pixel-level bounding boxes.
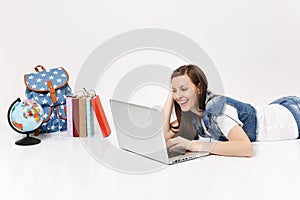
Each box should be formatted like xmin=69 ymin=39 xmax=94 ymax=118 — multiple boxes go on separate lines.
xmin=215 ymin=104 xmax=298 ymax=142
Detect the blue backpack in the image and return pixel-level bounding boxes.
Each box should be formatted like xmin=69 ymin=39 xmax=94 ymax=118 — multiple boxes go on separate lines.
xmin=24 ymin=65 xmax=73 ymax=134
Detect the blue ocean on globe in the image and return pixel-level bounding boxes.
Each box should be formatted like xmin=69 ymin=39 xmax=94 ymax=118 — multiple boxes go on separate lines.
xmin=10 ymin=99 xmax=44 ymax=132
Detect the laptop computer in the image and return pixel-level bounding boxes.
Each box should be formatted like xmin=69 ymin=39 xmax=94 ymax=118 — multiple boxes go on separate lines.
xmin=109 ymin=99 xmax=209 ymax=165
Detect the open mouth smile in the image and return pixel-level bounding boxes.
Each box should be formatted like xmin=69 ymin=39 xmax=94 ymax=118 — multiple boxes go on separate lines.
xmin=178 ymin=100 xmax=188 ymax=107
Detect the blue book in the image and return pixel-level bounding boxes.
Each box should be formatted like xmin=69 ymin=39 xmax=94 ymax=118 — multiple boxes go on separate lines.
xmin=86 ymin=97 xmax=94 ymax=137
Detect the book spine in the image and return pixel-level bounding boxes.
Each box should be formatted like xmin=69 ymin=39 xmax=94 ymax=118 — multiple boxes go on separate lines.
xmin=91 ymin=95 xmax=111 ymax=137
xmin=66 ymin=97 xmax=73 ymax=137
xmin=79 ymin=97 xmax=87 ymax=137
xmin=72 ymin=98 xmax=80 ymax=137
xmin=86 ymin=97 xmax=93 ymax=137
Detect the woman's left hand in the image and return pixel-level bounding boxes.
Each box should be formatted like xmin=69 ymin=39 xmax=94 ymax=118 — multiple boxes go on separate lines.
xmin=167 ymin=136 xmax=193 ymax=153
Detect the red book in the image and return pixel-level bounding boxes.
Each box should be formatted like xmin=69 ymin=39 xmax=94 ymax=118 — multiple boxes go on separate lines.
xmin=72 ymin=98 xmax=80 ymax=137
xmin=91 ymin=95 xmax=111 ymax=137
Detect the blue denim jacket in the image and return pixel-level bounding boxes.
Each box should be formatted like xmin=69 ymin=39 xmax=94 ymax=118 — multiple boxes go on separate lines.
xmin=197 ymin=91 xmax=258 ymax=142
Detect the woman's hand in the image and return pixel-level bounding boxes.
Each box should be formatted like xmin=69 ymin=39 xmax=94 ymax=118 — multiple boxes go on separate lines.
xmin=167 ymin=136 xmax=192 ymax=154
xmin=166 ymin=136 xmax=217 ymax=155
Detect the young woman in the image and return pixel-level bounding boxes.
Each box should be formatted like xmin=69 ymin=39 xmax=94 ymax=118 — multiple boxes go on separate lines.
xmin=161 ymin=64 xmax=300 ymax=157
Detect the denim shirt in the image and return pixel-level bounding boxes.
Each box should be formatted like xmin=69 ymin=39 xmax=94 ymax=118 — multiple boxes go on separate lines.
xmin=197 ymin=91 xmax=258 ymax=142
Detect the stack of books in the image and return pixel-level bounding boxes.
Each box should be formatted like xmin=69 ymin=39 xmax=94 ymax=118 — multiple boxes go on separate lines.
xmin=66 ymin=92 xmax=111 ymax=137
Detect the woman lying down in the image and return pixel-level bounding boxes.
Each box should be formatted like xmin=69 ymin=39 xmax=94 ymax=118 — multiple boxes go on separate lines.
xmin=161 ymin=64 xmax=300 ymax=157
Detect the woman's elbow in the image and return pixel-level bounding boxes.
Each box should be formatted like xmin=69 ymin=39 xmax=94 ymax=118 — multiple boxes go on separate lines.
xmin=243 ymin=142 xmax=254 ymax=157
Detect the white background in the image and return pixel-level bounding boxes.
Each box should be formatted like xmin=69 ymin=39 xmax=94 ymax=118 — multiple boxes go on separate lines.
xmin=1 ymin=0 xmax=300 ymax=125
xmin=1 ymin=1 xmax=300 ymax=200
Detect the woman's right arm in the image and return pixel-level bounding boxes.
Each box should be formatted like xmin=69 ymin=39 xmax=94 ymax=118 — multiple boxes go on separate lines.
xmin=161 ymin=91 xmax=178 ymax=139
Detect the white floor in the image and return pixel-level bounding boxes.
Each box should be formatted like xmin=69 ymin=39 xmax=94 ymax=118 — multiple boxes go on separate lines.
xmin=1 ymin=124 xmax=300 ymax=200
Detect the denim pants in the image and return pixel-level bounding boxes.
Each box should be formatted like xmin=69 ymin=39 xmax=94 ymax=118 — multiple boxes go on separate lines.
xmin=270 ymin=96 xmax=300 ymax=138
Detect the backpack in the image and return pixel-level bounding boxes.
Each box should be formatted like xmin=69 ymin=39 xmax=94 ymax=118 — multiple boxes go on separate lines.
xmin=24 ymin=65 xmax=73 ymax=134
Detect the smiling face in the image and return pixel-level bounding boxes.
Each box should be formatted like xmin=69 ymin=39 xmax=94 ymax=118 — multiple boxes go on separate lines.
xmin=171 ymin=74 xmax=200 ymax=114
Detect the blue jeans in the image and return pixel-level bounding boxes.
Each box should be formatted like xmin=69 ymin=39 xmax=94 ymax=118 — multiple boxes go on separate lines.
xmin=270 ymin=96 xmax=300 ymax=138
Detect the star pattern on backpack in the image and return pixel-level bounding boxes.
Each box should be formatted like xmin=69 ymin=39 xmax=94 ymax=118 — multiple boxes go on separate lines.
xmin=24 ymin=66 xmax=72 ymax=133
xmin=25 ymin=67 xmax=68 ymax=91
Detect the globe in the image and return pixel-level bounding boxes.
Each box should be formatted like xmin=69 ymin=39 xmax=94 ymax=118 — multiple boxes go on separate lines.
xmin=8 ymin=98 xmax=44 ymax=145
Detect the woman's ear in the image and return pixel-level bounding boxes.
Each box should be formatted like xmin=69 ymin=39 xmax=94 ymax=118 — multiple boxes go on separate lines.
xmin=197 ymin=84 xmax=201 ymax=94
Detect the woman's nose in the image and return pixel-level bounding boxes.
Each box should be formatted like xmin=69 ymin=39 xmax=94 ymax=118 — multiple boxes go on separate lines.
xmin=174 ymin=91 xmax=182 ymax=100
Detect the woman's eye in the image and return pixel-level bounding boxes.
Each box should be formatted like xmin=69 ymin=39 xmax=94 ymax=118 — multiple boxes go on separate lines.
xmin=181 ymin=88 xmax=187 ymax=91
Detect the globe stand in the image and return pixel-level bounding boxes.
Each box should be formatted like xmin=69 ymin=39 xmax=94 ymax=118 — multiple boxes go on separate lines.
xmin=15 ymin=133 xmax=41 ymax=146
